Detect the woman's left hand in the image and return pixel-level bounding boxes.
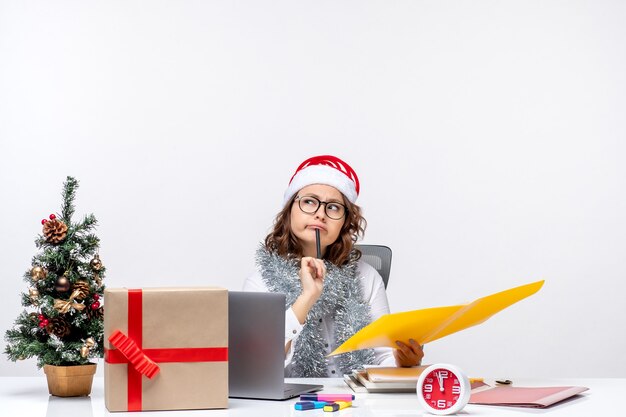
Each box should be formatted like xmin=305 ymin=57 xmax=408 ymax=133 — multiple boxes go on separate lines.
xmin=393 ymin=339 xmax=424 ymax=367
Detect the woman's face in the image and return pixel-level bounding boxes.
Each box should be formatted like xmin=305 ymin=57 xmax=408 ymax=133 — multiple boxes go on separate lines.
xmin=290 ymin=184 xmax=346 ymax=257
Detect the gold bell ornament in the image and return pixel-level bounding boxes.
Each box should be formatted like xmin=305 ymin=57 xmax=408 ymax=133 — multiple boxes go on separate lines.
xmin=30 ymin=266 xmax=47 ymax=282
xmin=80 ymin=346 xmax=90 ymax=358
xmin=80 ymin=337 xmax=96 ymax=358
xmin=90 ymin=254 xmax=103 ymax=271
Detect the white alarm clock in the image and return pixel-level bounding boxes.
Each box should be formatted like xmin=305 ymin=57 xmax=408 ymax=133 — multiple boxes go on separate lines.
xmin=416 ymin=363 xmax=471 ymax=415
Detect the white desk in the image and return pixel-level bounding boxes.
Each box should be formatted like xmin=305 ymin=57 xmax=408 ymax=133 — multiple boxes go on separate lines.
xmin=0 ymin=377 xmax=624 ymax=416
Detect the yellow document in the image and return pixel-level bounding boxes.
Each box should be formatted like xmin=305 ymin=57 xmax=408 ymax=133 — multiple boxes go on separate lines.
xmin=329 ymin=280 xmax=544 ymax=356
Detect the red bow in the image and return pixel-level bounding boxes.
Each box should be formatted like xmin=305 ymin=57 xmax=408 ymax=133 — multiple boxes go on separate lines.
xmin=108 ymin=330 xmax=160 ymax=378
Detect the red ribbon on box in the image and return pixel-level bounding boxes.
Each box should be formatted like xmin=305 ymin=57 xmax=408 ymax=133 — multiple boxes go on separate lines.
xmin=104 ymin=289 xmax=228 ymax=411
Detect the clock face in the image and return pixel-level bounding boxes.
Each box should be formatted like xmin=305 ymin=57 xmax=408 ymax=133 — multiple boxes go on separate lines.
xmin=417 ymin=364 xmax=470 ymax=415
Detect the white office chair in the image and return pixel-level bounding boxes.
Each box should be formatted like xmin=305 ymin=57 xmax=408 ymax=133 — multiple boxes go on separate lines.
xmin=355 ymin=244 xmax=392 ymax=289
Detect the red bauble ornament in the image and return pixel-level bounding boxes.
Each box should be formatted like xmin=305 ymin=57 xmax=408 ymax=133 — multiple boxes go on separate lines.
xmin=41 ymin=219 xmax=48 ymax=225
xmin=40 ymin=319 xmax=49 ymax=327
xmin=93 ymin=294 xmax=100 ymax=301
xmin=90 ymin=301 xmax=100 ymax=310
xmin=38 ymin=314 xmax=44 ymax=320
xmin=38 ymin=322 xmax=46 ymax=328
xmin=49 ymin=214 xmax=56 ymax=220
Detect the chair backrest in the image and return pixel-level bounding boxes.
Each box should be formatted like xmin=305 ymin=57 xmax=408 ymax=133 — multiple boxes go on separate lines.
xmin=355 ymin=244 xmax=392 ymax=289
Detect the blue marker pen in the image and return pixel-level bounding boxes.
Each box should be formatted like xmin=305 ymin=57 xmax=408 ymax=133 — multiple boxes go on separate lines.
xmin=295 ymin=401 xmax=328 ymax=410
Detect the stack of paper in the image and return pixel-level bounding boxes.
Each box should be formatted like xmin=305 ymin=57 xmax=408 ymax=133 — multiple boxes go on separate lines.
xmin=343 ymin=367 xmax=489 ymax=394
xmin=343 ymin=366 xmax=429 ymax=393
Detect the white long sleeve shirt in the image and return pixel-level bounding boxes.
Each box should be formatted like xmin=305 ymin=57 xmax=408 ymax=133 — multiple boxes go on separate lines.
xmin=243 ymin=258 xmax=395 ymax=377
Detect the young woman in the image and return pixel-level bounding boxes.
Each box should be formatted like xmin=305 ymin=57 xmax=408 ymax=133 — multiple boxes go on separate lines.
xmin=243 ymin=155 xmax=423 ymax=377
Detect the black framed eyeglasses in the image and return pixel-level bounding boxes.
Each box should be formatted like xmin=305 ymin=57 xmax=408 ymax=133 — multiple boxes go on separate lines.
xmin=294 ymin=195 xmax=347 ymax=220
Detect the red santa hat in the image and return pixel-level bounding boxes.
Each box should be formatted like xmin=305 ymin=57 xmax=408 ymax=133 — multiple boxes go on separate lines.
xmin=283 ymin=155 xmax=360 ymax=205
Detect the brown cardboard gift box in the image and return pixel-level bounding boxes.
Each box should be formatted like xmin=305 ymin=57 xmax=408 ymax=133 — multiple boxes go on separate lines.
xmin=104 ymin=287 xmax=228 ymax=412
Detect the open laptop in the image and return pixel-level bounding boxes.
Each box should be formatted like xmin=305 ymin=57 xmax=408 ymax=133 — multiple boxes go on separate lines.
xmin=228 ymin=291 xmax=323 ymax=400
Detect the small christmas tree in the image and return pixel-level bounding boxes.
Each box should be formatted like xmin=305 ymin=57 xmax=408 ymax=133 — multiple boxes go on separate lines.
xmin=5 ymin=177 xmax=105 ymax=368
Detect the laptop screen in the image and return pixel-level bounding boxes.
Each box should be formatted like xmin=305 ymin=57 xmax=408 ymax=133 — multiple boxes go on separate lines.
xmin=228 ymin=291 xmax=287 ymax=399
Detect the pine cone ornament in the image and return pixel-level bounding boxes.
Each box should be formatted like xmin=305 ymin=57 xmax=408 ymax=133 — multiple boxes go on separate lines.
xmin=71 ymin=281 xmax=90 ymax=300
xmin=86 ymin=306 xmax=103 ymax=320
xmin=43 ymin=219 xmax=68 ymax=244
xmin=45 ymin=318 xmax=71 ymax=338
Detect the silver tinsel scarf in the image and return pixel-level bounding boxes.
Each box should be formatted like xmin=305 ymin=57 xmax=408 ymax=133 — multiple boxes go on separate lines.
xmin=256 ymin=245 xmax=376 ymax=377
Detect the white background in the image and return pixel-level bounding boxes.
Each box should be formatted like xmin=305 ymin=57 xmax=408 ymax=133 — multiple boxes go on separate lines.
xmin=1 ymin=1 xmax=624 ymax=378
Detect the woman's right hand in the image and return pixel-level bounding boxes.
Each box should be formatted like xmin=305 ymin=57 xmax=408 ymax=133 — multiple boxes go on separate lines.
xmin=298 ymin=256 xmax=326 ymax=301
xmin=291 ymin=257 xmax=326 ymax=325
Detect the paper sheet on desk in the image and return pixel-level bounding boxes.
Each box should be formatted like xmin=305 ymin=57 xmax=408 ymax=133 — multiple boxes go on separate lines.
xmin=329 ymin=280 xmax=544 ymax=356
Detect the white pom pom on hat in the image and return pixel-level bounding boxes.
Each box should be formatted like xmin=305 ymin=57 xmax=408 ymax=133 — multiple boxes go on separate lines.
xmin=283 ymin=155 xmax=360 ymax=206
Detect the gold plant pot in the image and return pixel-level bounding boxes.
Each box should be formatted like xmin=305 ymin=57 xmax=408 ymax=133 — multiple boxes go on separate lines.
xmin=43 ymin=363 xmax=97 ymax=397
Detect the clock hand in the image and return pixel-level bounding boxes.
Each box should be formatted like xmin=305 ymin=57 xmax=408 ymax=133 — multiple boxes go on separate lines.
xmin=437 ymin=372 xmax=444 ymax=392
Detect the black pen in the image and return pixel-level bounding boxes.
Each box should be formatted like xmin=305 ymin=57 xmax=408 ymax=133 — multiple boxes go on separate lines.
xmin=315 ymin=228 xmax=321 ymax=259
